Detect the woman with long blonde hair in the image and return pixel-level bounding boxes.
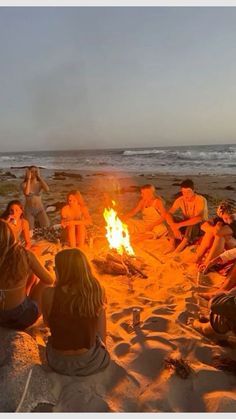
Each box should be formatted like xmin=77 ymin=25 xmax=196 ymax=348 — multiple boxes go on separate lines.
xmin=61 ymin=190 xmax=92 ymax=247
xmin=42 ymin=248 xmax=110 ymax=376
xmin=0 ymin=220 xmax=54 ymax=330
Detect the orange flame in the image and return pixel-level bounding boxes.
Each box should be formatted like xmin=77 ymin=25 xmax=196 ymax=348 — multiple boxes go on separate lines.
xmin=103 ymin=204 xmax=134 ymax=256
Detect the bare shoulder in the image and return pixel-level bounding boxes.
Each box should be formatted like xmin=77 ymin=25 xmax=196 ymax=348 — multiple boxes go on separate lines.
xmin=196 ymin=194 xmax=206 ymax=205
xmin=154 ymin=196 xmax=164 ymax=206
xmin=22 ymin=218 xmax=29 ymax=229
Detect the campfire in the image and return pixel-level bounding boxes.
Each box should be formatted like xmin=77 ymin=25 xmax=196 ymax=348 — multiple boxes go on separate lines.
xmin=93 ymin=202 xmax=147 ymax=278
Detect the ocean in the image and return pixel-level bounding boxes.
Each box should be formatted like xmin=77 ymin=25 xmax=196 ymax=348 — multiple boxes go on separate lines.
xmin=0 ymin=144 xmax=235 ymax=175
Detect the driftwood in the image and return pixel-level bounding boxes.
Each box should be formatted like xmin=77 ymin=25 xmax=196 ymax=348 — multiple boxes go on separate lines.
xmin=92 ymin=252 xmax=147 ymax=278
xmin=92 ymin=258 xmax=128 ymax=276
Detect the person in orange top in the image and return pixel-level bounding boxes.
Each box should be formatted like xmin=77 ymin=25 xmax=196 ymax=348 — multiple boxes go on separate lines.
xmin=61 ymin=190 xmax=92 ymax=248
xmin=122 ymin=184 xmax=168 ymax=241
xmin=166 ymin=179 xmax=208 ymax=253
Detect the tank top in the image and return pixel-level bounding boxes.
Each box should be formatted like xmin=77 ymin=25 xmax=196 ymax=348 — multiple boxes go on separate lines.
xmin=48 ymin=287 xmax=99 ymax=350
xmin=142 ymin=199 xmax=162 ymax=223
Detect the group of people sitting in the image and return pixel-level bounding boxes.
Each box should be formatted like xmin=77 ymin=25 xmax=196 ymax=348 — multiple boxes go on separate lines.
xmin=0 ymin=165 xmax=236 ymax=377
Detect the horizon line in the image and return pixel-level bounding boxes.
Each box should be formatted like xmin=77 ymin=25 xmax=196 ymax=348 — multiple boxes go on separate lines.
xmin=0 ymin=142 xmax=235 ymax=155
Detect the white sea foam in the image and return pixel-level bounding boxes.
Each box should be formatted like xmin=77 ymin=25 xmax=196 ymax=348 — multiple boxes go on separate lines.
xmin=0 ymin=144 xmax=235 ymax=175
xmin=123 ymin=149 xmax=166 ymax=156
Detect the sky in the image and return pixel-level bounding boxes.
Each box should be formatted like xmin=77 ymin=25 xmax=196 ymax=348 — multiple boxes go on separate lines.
xmin=0 ymin=7 xmax=236 ymax=152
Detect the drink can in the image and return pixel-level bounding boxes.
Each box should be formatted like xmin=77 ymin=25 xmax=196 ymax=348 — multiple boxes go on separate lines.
xmin=132 ymin=308 xmax=141 ymax=326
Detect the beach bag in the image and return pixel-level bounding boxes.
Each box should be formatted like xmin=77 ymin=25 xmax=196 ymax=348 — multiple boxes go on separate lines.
xmin=209 ymin=293 xmax=236 ymax=334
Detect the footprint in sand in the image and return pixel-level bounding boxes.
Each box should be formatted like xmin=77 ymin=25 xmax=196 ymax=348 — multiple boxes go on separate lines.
xmin=110 ymin=302 xmax=120 ymax=308
xmin=165 ymin=296 xmax=175 ymax=305
xmin=110 ymin=308 xmax=133 ymax=323
xmin=120 ymin=321 xmax=135 ymax=334
xmin=142 ymin=316 xmax=170 ymax=332
xmin=114 ymin=342 xmax=131 ymax=357
xmin=152 ymin=306 xmax=176 ymax=315
xmin=108 ymin=333 xmax=124 ymax=343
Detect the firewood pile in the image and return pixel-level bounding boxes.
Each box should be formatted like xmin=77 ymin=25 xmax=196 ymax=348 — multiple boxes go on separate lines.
xmin=92 ymin=251 xmax=148 ymax=278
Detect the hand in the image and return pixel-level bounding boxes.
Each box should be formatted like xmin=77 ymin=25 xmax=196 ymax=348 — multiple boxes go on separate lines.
xmin=26 ymin=168 xmax=31 ymax=180
xmin=7 ymin=216 xmax=17 ymax=226
xmin=36 ymin=167 xmax=40 ymax=179
xmin=198 ymin=263 xmax=208 ymax=274
xmin=171 ymin=223 xmax=182 ymax=240
xmin=215 ymin=221 xmax=223 ymax=234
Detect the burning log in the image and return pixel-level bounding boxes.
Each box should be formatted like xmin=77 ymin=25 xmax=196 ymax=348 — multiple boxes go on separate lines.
xmin=93 ymin=200 xmax=148 ymax=278
xmin=92 ymin=252 xmax=147 ymax=278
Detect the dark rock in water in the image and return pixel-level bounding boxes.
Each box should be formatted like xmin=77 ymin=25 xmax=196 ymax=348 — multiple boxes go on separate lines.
xmin=139 ymin=174 xmax=145 ymax=177
xmin=54 ymin=171 xmax=83 ymax=180
xmin=225 ymin=186 xmax=235 ymax=191
xmin=1 ymin=171 xmax=17 ymax=179
xmin=53 ymin=176 xmax=66 ymax=180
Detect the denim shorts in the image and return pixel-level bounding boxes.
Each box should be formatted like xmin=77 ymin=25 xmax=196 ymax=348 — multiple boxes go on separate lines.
xmin=0 ymin=297 xmax=39 ymax=330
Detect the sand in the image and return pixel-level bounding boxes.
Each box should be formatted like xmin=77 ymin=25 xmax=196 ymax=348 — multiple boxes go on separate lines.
xmin=1 ymin=168 xmax=236 ymax=412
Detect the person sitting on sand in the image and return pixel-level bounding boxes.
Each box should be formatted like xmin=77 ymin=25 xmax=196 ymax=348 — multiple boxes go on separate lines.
xmin=0 ymin=200 xmax=31 ymax=249
xmin=165 ymin=179 xmax=208 ymax=253
xmin=195 ymin=201 xmax=236 ymax=271
xmin=122 ymin=184 xmax=168 ymax=241
xmin=61 ymin=190 xmax=92 ymax=248
xmin=194 ymin=287 xmax=236 ymax=339
xmin=198 ymin=252 xmax=236 ymax=301
xmin=42 ymin=248 xmax=110 ymax=376
xmin=0 ymin=220 xmax=54 ymax=330
xmin=21 ymin=166 xmax=50 ymax=234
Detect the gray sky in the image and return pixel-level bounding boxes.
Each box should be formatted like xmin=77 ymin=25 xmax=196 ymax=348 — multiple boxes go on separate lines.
xmin=0 ymin=7 xmax=236 ymax=152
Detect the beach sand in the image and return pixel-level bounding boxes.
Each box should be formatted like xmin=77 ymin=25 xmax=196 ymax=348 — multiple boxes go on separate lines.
xmin=1 ymin=168 xmax=236 ymax=412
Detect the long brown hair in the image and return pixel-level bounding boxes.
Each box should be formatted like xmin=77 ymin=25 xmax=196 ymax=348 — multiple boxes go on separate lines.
xmin=0 ymin=220 xmax=29 ymax=288
xmin=55 ymin=248 xmax=105 ymax=317
xmin=0 ymin=200 xmax=24 ymax=220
